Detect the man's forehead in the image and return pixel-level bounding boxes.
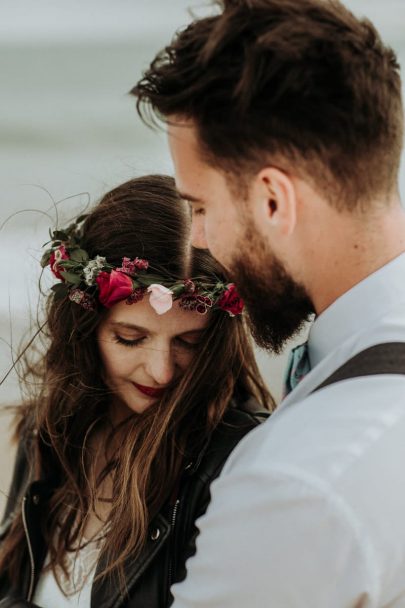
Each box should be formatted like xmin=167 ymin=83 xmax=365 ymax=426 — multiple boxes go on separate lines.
xmin=167 ymin=120 xmax=231 ymax=205
xmin=168 ymin=128 xmax=208 ymax=199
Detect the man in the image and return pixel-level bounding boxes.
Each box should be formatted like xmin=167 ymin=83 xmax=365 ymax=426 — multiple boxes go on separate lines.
xmin=131 ymin=0 xmax=405 ymax=605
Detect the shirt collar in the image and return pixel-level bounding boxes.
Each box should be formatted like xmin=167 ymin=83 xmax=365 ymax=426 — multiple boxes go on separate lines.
xmin=308 ymin=252 xmax=405 ymax=368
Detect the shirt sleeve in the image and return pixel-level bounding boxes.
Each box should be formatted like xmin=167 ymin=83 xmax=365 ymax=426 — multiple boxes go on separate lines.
xmin=171 ymin=464 xmax=379 ymax=608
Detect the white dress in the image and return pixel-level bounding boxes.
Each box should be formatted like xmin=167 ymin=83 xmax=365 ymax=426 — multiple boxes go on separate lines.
xmin=33 ymin=535 xmax=102 ymax=608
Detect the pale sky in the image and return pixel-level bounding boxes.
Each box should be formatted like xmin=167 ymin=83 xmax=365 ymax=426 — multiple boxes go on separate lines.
xmin=0 ymin=0 xmax=200 ymax=43
xmin=1 ymin=0 xmax=404 ymax=44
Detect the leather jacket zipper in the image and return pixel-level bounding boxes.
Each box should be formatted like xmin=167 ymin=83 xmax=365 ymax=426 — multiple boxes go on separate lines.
xmin=168 ymin=498 xmax=180 ymax=590
xmin=22 ymin=496 xmax=36 ymax=602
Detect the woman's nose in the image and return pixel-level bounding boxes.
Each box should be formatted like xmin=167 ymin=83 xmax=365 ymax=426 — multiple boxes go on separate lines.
xmin=145 ymin=347 xmax=176 ymax=386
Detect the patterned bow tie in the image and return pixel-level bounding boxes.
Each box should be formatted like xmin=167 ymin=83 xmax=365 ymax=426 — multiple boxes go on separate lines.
xmin=282 ymin=342 xmax=311 ymax=398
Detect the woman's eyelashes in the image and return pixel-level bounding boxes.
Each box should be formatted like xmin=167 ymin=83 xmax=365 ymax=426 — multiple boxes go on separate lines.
xmin=174 ymin=337 xmax=200 ymax=351
xmin=113 ymin=334 xmax=200 ymax=351
xmin=114 ymin=334 xmax=145 ymax=348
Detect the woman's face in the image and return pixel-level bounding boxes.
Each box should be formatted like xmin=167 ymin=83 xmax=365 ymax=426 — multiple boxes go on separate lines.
xmin=97 ymin=297 xmax=209 ymax=418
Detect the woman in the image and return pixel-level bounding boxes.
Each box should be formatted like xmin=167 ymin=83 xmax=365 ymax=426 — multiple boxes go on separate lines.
xmin=0 ymin=175 xmax=273 ymax=608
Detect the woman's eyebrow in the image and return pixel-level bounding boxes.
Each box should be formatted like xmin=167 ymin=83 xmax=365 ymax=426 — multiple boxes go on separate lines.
xmin=178 ymin=329 xmax=205 ymax=338
xmin=110 ymin=321 xmax=148 ymax=332
xmin=109 ymin=323 xmax=204 ymax=338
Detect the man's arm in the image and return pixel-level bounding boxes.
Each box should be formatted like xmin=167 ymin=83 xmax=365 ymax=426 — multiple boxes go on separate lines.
xmin=171 ymin=464 xmax=378 ymax=607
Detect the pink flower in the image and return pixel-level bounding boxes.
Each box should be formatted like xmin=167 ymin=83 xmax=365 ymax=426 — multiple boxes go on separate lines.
xmin=49 ymin=245 xmax=69 ymax=280
xmin=147 ymin=284 xmax=173 ymax=315
xmin=96 ymin=270 xmax=134 ymax=308
xmin=116 ymin=257 xmax=149 ymax=276
xmin=126 ymin=287 xmax=146 ymax=305
xmin=183 ymin=279 xmax=196 ymax=294
xmin=217 ymin=283 xmax=244 ymax=317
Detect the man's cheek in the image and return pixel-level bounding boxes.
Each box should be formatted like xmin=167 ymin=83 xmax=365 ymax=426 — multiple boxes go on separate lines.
xmin=191 ymin=216 xmax=208 ymax=249
xmin=208 ymin=218 xmax=229 ymax=249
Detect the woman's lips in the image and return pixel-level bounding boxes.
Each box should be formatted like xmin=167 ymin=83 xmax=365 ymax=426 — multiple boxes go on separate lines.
xmin=132 ymin=381 xmax=166 ymax=398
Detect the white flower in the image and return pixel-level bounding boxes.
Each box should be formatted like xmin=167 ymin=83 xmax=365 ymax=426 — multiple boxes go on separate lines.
xmin=83 ymin=256 xmax=106 ymax=286
xmin=95 ymin=255 xmax=106 ymax=268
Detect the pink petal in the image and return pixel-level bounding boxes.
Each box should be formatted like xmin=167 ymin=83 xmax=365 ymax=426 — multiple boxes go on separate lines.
xmin=147 ymin=284 xmax=173 ymax=315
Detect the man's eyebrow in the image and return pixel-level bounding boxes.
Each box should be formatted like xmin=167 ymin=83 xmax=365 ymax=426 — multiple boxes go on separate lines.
xmin=178 ymin=192 xmax=205 ymax=204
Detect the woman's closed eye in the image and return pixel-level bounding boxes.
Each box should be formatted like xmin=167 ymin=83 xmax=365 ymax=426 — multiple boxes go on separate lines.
xmin=114 ymin=334 xmax=145 ymax=348
xmin=113 ymin=334 xmax=200 ymax=351
xmin=174 ymin=337 xmax=200 ymax=351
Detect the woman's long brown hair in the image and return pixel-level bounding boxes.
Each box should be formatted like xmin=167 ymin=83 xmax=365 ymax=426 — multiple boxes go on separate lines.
xmin=0 ymin=175 xmax=273 ymax=591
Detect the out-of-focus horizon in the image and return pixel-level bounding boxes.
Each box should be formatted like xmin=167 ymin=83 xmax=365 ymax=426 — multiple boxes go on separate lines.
xmin=0 ymin=0 xmax=195 ymax=43
xmin=0 ymin=0 xmax=404 ymax=507
xmin=0 ymin=0 xmax=404 ymax=43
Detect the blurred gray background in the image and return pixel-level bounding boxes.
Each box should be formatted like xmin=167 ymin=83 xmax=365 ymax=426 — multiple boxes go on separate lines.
xmin=0 ymin=0 xmax=404 ymax=512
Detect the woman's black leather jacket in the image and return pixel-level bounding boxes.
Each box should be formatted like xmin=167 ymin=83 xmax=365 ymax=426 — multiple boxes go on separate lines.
xmin=0 ymin=397 xmax=269 ymax=608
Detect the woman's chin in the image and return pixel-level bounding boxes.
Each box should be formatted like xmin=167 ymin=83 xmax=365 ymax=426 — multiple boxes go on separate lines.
xmin=110 ymin=394 xmax=154 ymax=422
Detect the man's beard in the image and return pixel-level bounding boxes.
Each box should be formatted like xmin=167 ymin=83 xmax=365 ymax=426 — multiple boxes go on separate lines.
xmin=229 ymin=230 xmax=314 ymax=354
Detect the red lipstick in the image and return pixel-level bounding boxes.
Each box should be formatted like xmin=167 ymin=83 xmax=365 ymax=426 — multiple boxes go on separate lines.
xmin=132 ymin=382 xmax=166 ymax=398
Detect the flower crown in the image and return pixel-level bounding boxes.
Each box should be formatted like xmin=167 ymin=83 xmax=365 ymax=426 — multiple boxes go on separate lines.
xmin=41 ymin=216 xmax=244 ymax=317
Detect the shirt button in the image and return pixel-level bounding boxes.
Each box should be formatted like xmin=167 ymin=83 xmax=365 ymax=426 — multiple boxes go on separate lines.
xmin=32 ymin=495 xmax=40 ymax=506
xmin=150 ymin=527 xmax=160 ymax=541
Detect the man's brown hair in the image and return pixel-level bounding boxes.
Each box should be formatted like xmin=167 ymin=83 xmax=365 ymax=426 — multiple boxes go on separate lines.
xmin=132 ymin=0 xmax=403 ymax=210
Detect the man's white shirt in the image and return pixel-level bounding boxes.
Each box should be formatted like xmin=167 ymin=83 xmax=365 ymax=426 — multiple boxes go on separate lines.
xmin=172 ymin=252 xmax=405 ymax=608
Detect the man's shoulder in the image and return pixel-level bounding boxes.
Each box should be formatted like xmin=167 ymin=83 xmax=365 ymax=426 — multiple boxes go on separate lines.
xmin=207 ymin=375 xmax=405 ymax=605
xmin=224 ymin=374 xmax=405 ymax=486
xmin=219 ymin=374 xmax=405 ymax=563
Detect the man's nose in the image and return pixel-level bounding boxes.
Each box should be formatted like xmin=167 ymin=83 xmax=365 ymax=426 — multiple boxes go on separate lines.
xmin=190 ymin=215 xmax=208 ymax=249
xmin=145 ymin=347 xmax=176 ymax=386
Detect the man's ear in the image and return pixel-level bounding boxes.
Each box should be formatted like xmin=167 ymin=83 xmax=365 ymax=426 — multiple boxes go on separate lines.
xmin=252 ymin=167 xmax=297 ymax=236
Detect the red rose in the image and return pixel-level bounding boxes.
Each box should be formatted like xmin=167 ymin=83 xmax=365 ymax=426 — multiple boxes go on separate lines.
xmin=217 ymin=283 xmax=244 ymax=317
xmin=49 ymin=245 xmax=69 ymax=280
xmin=96 ymin=270 xmax=134 ymax=308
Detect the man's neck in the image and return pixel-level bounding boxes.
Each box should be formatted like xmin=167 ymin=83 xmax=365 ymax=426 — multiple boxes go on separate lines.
xmin=308 ymin=201 xmax=405 ymax=315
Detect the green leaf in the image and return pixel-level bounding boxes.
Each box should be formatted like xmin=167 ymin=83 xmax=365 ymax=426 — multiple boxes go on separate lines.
xmin=69 ymin=248 xmax=89 ymax=263
xmin=171 ymin=284 xmax=186 ymax=297
xmin=52 ymin=230 xmax=69 ymax=241
xmin=57 ymin=259 xmax=78 ymax=269
xmin=40 ymin=251 xmax=51 ymax=268
xmin=137 ymin=274 xmax=169 ymax=287
xmin=59 ymin=271 xmax=82 ymax=285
